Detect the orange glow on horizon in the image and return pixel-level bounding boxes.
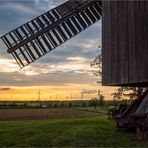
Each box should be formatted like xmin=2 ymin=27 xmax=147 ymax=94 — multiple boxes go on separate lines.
xmin=0 ymin=84 xmax=117 ymax=101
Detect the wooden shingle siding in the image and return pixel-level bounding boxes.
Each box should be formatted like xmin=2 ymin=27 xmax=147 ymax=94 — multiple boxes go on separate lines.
xmin=102 ymin=1 xmax=148 ymax=86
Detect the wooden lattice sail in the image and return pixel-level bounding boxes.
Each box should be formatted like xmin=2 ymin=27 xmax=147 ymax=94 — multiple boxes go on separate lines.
xmin=0 ymin=0 xmax=102 ymax=69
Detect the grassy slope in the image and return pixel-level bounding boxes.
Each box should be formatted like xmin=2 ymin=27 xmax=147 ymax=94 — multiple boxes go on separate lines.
xmin=0 ymin=116 xmax=148 ymax=147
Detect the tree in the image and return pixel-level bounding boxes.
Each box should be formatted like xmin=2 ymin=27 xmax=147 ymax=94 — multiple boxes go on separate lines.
xmin=48 ymin=102 xmax=52 ymax=108
xmin=53 ymin=103 xmax=58 ymax=108
xmin=111 ymin=87 xmax=123 ymax=100
xmin=97 ymin=89 xmax=105 ymax=106
xmin=24 ymin=103 xmax=29 ymax=108
xmin=112 ymin=87 xmax=147 ymax=101
xmin=90 ymin=98 xmax=99 ymax=110
xmin=68 ymin=102 xmax=73 ymax=108
xmin=59 ymin=102 xmax=65 ymax=108
xmin=122 ymin=87 xmax=146 ymax=99
xmin=91 ymin=54 xmax=102 ymax=83
xmin=99 ymin=94 xmax=105 ymax=106
xmin=82 ymin=101 xmax=86 ymax=107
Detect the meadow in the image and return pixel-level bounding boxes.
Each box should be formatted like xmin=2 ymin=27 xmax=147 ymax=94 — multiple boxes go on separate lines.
xmin=0 ymin=110 xmax=148 ymax=147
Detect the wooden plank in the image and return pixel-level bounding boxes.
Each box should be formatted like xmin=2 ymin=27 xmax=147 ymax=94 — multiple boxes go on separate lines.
xmin=102 ymin=1 xmax=148 ymax=86
xmin=71 ymin=16 xmax=82 ymax=32
xmin=143 ymin=2 xmax=148 ymax=82
xmin=102 ymin=1 xmax=110 ymax=84
xmin=117 ymin=1 xmax=129 ymax=84
xmin=110 ymin=1 xmax=119 ymax=84
xmin=75 ymin=14 xmax=87 ymax=29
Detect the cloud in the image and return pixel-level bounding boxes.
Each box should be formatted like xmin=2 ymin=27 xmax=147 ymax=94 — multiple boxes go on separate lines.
xmin=0 ymin=87 xmax=11 ymax=91
xmin=0 ymin=0 xmax=67 ymax=34
xmin=81 ymin=89 xmax=97 ymax=94
xmin=0 ymin=0 xmax=102 ymax=87
xmin=0 ymin=58 xmax=18 ymax=73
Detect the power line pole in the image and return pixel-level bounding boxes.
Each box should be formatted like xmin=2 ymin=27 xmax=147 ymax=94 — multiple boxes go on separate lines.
xmin=55 ymin=94 xmax=58 ymax=101
xmin=81 ymin=92 xmax=84 ymax=101
xmin=38 ymin=90 xmax=41 ymax=102
xmin=98 ymin=90 xmax=101 ymax=99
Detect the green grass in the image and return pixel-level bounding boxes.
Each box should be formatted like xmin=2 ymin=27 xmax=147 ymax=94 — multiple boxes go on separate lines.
xmin=75 ymin=106 xmax=108 ymax=114
xmin=0 ymin=116 xmax=148 ymax=147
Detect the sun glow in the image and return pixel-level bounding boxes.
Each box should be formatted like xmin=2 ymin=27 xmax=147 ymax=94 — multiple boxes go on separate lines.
xmin=0 ymin=85 xmax=117 ymax=101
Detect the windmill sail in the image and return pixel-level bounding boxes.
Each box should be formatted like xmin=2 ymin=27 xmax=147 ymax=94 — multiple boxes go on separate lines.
xmin=1 ymin=0 xmax=102 ymax=69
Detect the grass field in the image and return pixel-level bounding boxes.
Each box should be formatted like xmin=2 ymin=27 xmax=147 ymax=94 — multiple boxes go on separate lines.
xmin=0 ymin=115 xmax=148 ymax=147
xmin=76 ymin=106 xmax=107 ymax=114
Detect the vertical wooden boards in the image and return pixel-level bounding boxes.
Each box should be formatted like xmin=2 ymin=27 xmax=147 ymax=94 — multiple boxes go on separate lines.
xmin=102 ymin=1 xmax=148 ymax=86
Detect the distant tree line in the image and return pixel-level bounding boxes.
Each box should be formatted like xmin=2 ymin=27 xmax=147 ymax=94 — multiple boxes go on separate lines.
xmin=0 ymin=98 xmax=106 ymax=109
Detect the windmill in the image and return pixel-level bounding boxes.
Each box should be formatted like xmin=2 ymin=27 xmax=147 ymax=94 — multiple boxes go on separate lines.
xmin=38 ymin=89 xmax=41 ymax=102
xmin=1 ymin=0 xmax=148 ymax=139
xmin=80 ymin=89 xmax=97 ymax=101
xmin=0 ymin=0 xmax=102 ymax=69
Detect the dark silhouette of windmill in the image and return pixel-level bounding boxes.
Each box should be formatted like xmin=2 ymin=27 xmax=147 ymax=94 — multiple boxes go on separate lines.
xmin=1 ymin=0 xmax=148 ymax=139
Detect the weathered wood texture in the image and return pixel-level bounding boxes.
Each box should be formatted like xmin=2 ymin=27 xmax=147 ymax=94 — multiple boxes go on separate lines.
xmin=102 ymin=1 xmax=148 ymax=86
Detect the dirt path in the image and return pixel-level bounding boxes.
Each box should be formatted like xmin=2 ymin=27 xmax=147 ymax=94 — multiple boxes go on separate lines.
xmin=0 ymin=108 xmax=99 ymax=121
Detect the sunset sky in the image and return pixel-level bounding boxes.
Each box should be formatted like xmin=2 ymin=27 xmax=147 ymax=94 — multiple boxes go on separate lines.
xmin=0 ymin=0 xmax=117 ymax=101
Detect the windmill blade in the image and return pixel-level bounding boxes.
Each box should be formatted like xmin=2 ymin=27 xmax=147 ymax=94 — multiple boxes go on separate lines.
xmin=1 ymin=0 xmax=102 ymax=69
